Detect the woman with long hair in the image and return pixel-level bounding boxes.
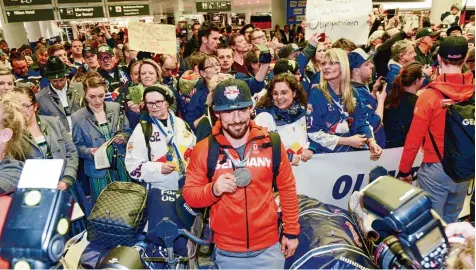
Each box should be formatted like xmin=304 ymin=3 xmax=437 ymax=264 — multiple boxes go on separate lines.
xmin=15 ymin=86 xmax=78 ymax=191
xmin=305 ymin=42 xmax=327 ymax=89
xmin=384 ymin=61 xmax=424 ymax=148
xmin=255 ymin=73 xmax=315 ymax=165
xmin=0 ymin=93 xmax=26 ymax=195
xmin=306 ymin=48 xmax=382 ymax=159
xmin=72 ymin=73 xmax=131 ymax=203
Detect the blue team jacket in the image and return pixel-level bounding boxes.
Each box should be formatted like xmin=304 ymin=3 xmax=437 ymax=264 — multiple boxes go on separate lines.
xmin=306 ymin=84 xmax=373 ymax=153
xmin=235 ymin=72 xmax=267 ymax=94
xmin=183 ymin=79 xmax=209 ymax=131
xmin=351 ymin=82 xmax=386 ymax=148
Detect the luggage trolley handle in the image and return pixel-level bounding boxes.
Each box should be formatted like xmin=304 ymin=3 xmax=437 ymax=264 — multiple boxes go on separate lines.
xmin=146 ymin=217 xmax=213 ymax=267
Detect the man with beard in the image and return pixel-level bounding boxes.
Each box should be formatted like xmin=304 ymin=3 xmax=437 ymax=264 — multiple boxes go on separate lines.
xmin=183 ymin=78 xmax=299 ymax=269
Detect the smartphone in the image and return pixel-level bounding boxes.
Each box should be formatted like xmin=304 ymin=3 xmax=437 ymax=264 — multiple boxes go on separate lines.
xmin=318 ymin=32 xmax=326 ymax=42
xmin=378 ymin=77 xmax=387 ymax=92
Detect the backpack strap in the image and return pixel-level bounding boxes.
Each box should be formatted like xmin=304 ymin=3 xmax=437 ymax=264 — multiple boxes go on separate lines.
xmin=269 ymin=132 xmax=281 ymax=189
xmin=140 ymin=120 xmax=152 ymax=161
xmin=207 ymin=134 xmax=220 ymax=182
xmin=428 ymin=130 xmax=443 ymax=162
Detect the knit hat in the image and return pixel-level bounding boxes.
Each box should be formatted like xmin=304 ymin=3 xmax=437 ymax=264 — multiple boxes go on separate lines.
xmin=416 ymin=27 xmax=438 ymax=39
xmin=97 ymin=45 xmax=114 ymax=56
xmin=43 ymin=56 xmax=69 ymax=79
xmin=213 ymin=78 xmax=253 ymax=112
xmin=446 ymin=25 xmax=463 ymax=36
xmin=273 ymin=59 xmax=300 ymax=75
xmin=278 ymin=43 xmax=303 ymax=59
xmin=438 ymin=36 xmax=468 ymax=61
xmin=143 ymin=84 xmax=175 ymax=105
xmin=348 ymin=48 xmax=372 ymax=71
xmin=367 ymin=30 xmax=385 ymax=46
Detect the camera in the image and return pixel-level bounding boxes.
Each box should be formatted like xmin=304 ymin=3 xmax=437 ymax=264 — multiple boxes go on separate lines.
xmin=362 ymin=176 xmax=449 ymax=269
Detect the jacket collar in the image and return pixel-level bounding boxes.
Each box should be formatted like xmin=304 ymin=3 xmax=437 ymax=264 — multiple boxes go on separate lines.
xmin=388 ymin=59 xmax=402 ymax=69
xmin=85 ymin=103 xmax=115 ymax=134
xmin=24 ymin=116 xmax=51 ymax=151
xmin=211 ymin=120 xmax=268 ymax=148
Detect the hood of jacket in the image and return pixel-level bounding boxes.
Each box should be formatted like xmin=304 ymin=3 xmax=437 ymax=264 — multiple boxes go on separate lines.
xmin=388 ymin=59 xmax=402 ymax=70
xmin=426 ymin=73 xmax=475 ymax=102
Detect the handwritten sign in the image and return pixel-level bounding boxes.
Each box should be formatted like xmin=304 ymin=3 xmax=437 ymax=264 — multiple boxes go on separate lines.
xmin=128 ymin=21 xmax=176 ymax=55
xmin=305 ymin=0 xmax=371 ymax=45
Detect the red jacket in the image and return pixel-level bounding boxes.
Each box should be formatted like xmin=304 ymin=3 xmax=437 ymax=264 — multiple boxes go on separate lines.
xmin=183 ymin=120 xmax=300 ymax=252
xmin=399 ymin=73 xmax=475 ymax=174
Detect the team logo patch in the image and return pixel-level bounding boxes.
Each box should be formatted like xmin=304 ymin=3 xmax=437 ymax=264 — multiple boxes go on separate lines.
xmin=127 ymin=143 xmax=134 ymax=154
xmin=224 ymin=85 xmax=240 ymax=100
xmin=306 ymin=104 xmax=313 ymax=114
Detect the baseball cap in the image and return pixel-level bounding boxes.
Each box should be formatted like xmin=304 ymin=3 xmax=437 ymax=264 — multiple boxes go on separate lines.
xmin=438 ymin=36 xmax=468 ymax=61
xmin=278 ymin=43 xmax=303 ymax=59
xmin=446 ymin=25 xmax=463 ymax=36
xmin=273 ymin=59 xmax=300 ymax=75
xmin=213 ymin=78 xmax=253 ymax=112
xmin=416 ymin=27 xmax=438 ymax=39
xmin=97 ymin=45 xmax=114 ymax=56
xmin=82 ymin=46 xmax=97 ymax=56
xmin=348 ymin=48 xmax=372 ymax=71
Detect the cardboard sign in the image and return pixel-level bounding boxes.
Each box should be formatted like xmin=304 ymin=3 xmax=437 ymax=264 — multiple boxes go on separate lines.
xmin=128 ymin=21 xmax=176 ymax=55
xmin=305 ymin=0 xmax=371 ymax=45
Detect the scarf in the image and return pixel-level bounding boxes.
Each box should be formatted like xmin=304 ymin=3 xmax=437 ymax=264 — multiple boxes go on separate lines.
xmin=270 ymin=101 xmax=306 ymax=126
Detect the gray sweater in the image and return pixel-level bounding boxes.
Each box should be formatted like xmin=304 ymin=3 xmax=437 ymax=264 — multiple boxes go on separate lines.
xmin=0 ymin=157 xmax=23 ymax=195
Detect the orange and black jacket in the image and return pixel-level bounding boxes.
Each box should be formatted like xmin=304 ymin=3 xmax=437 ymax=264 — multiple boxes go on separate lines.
xmin=183 ymin=120 xmax=300 ymax=252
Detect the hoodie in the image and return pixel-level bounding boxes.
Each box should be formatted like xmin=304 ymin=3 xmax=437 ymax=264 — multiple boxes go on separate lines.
xmin=386 ymin=59 xmax=402 ymax=93
xmin=399 ymin=73 xmax=475 ymax=174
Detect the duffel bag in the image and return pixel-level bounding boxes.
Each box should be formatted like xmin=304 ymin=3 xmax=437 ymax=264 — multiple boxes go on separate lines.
xmin=87 ymin=182 xmax=147 ymax=247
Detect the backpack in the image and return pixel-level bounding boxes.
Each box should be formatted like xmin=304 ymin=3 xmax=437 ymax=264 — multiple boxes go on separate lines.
xmin=206 ymin=132 xmax=281 ymax=188
xmin=429 ymin=92 xmax=475 ymax=183
xmin=87 ymin=182 xmax=148 ymax=247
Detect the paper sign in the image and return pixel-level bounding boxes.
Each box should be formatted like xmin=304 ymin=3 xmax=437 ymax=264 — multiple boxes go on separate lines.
xmin=94 ymin=138 xmax=115 ymax=170
xmin=305 ymin=0 xmax=371 ymax=45
xmin=18 ymin=159 xmax=65 ymax=189
xmin=128 ymin=21 xmax=177 ymax=55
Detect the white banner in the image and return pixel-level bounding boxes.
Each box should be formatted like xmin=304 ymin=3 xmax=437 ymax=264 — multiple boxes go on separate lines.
xmin=293 ymin=147 xmax=473 ymax=218
xmin=305 ymin=0 xmax=372 ymax=45
xmin=128 ymin=21 xmax=176 ymax=55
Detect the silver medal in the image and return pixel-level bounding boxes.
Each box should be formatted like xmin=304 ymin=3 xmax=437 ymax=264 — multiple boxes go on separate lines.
xmin=233 ymin=168 xmax=252 ymax=187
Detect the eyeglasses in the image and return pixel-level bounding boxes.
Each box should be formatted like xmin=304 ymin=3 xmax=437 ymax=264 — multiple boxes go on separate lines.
xmin=22 ymin=103 xmax=34 ymax=109
xmin=98 ymin=56 xmax=113 ymax=62
xmin=146 ymin=99 xmax=166 ymax=108
xmin=252 ymin=35 xmax=266 ymax=40
xmin=0 ymin=81 xmax=13 ymax=87
xmin=204 ymin=63 xmax=220 ymax=70
xmin=321 ymin=61 xmax=340 ymax=66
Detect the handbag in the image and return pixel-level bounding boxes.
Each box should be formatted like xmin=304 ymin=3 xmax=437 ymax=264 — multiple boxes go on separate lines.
xmin=87 ymin=182 xmax=147 ymax=247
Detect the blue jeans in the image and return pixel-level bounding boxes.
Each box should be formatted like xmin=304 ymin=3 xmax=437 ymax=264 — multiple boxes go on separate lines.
xmin=417 ymin=162 xmax=470 ymax=223
xmin=215 ymin=242 xmax=285 ymax=269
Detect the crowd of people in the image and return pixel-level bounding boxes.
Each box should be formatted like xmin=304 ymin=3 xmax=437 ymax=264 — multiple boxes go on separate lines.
xmin=0 ymin=4 xmax=474 ymax=268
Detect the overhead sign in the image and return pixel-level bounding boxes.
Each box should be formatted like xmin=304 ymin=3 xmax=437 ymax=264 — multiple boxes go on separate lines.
xmin=2 ymin=0 xmax=51 ymax=6
xmin=287 ymin=0 xmax=307 ymax=25
xmin=59 ymin=6 xmax=104 ymax=20
xmin=108 ymin=4 xmax=149 ymax=17
xmin=128 ymin=21 xmax=176 ymax=55
xmin=196 ymin=1 xmax=231 ymax=12
xmin=305 ymin=0 xmax=371 ymax=45
xmin=5 ymin=8 xmax=55 ymax=23
xmin=57 ymin=0 xmax=102 ymax=3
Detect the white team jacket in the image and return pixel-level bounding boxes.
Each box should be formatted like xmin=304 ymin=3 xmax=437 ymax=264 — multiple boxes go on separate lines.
xmin=125 ymin=112 xmax=196 ymax=191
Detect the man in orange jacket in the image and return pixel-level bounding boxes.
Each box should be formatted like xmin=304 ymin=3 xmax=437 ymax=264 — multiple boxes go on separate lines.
xmin=183 ymin=78 xmax=300 ymax=269
xmin=398 ymin=36 xmax=474 ymax=223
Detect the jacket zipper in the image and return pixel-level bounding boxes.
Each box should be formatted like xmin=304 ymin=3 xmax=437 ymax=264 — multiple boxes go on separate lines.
xmin=244 ymin=186 xmax=250 ymax=250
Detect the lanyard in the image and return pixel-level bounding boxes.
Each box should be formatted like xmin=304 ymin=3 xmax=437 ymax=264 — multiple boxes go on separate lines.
xmin=223 ymin=146 xmax=252 ymax=169
xmin=151 ymin=113 xmax=185 ymax=174
xmin=329 ymin=88 xmax=349 ymax=120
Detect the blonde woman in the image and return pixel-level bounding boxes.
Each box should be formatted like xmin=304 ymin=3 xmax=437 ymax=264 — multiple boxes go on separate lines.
xmin=306 ymin=48 xmax=382 ymax=159
xmin=0 ymin=93 xmax=27 ymax=195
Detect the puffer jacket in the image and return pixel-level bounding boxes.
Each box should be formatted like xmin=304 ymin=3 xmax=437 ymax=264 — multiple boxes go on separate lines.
xmin=183 ymin=121 xmax=300 ymax=252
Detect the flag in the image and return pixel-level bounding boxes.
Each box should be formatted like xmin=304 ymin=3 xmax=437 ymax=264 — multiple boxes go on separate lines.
xmin=459 ymin=0 xmax=468 ymax=26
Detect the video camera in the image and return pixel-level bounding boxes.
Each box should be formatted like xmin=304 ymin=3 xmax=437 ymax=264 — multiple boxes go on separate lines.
xmin=362 ymin=176 xmax=449 ymax=269
xmin=0 ymin=160 xmax=73 ymax=269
